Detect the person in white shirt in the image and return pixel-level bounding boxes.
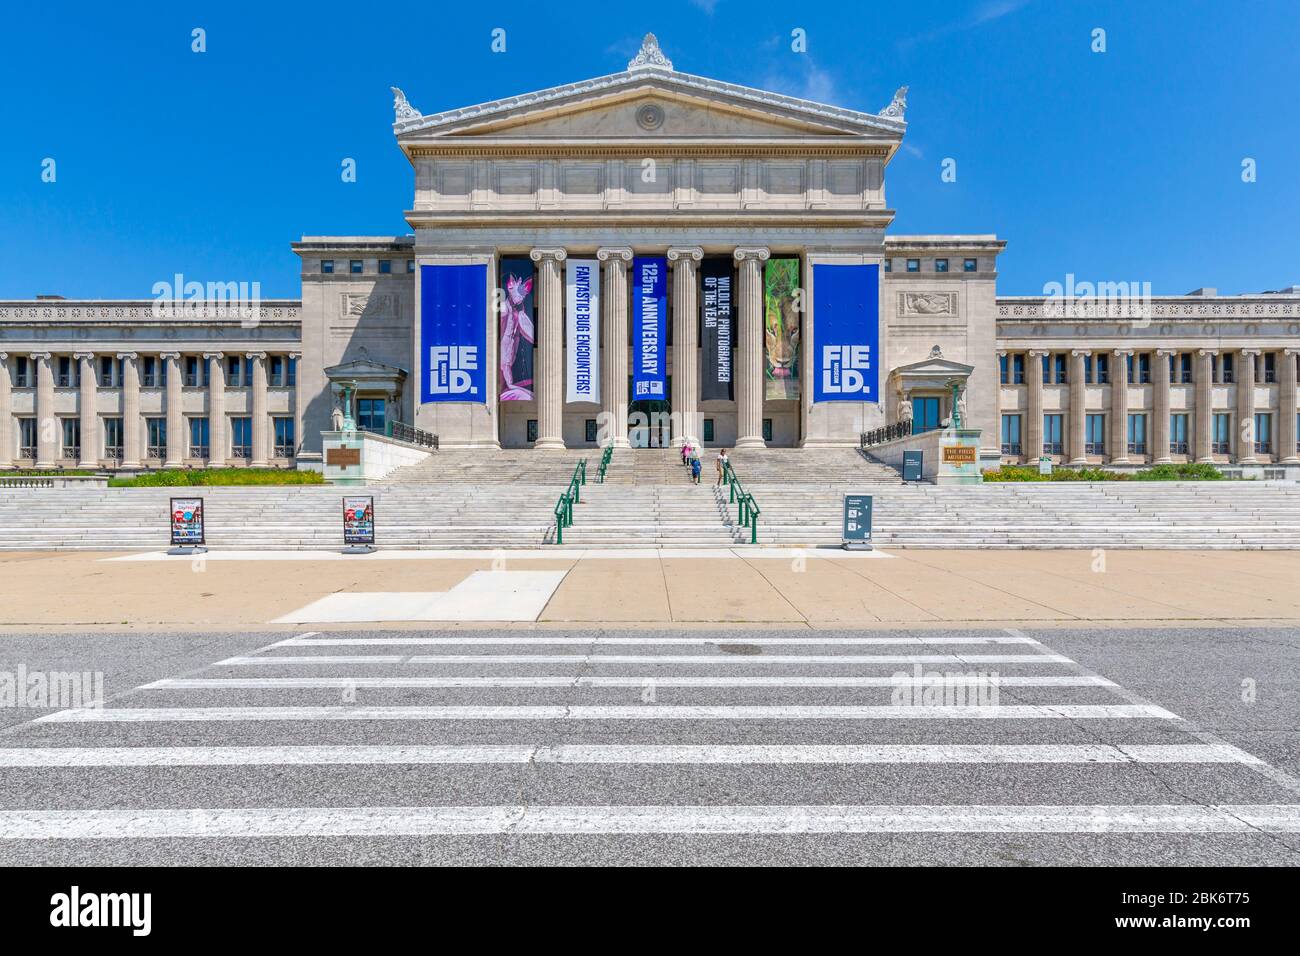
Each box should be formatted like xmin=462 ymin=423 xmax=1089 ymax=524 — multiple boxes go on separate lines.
xmin=716 ymin=449 xmax=729 ymax=487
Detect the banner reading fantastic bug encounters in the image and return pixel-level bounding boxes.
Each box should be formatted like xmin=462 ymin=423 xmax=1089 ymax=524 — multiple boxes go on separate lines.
xmin=565 ymin=258 xmax=600 ymax=404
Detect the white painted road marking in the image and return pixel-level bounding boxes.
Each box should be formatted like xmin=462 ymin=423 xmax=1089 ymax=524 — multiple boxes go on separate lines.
xmin=143 ymin=674 xmax=1116 ymax=690
xmin=279 ymin=636 xmax=1044 ymax=647
xmin=214 ymin=653 xmax=1070 ymax=666
xmin=3 ymin=804 xmax=1299 ymax=838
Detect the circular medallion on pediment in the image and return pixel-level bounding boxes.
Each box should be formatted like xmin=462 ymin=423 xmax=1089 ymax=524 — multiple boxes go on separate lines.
xmin=635 ymin=103 xmax=665 ymax=131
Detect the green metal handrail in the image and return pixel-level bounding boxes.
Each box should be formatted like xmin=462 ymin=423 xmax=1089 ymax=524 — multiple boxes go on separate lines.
xmin=722 ymin=461 xmax=761 ymax=544
xmin=597 ymin=445 xmax=614 ymax=483
xmin=552 ymin=458 xmax=588 ymax=544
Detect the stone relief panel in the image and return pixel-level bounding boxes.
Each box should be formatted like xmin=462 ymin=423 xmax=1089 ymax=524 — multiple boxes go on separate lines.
xmin=898 ymin=292 xmax=958 ymax=317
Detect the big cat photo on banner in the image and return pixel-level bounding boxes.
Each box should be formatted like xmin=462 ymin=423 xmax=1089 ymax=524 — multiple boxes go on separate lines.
xmin=419 ymin=263 xmax=487 ymax=403
xmin=632 ymin=256 xmax=666 ymax=401
xmin=498 ymin=256 xmax=535 ymax=401
xmin=565 ymin=258 xmax=600 ymax=404
xmin=764 ymin=257 xmax=801 ymax=400
xmin=701 ymin=258 xmax=734 ymax=402
xmin=812 ymin=262 xmax=880 ymax=403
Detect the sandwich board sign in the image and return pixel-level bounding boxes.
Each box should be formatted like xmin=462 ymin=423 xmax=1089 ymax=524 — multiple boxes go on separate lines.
xmin=342 ymin=495 xmax=375 ymax=553
xmin=169 ymin=496 xmax=206 ymax=554
xmin=842 ymin=493 xmax=873 ymax=550
xmin=902 ymin=450 xmax=923 ymax=482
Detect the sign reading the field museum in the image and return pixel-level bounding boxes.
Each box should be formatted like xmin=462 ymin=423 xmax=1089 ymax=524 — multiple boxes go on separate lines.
xmin=942 ymin=445 xmax=977 ymax=465
xmin=701 ymin=258 xmax=734 ymax=402
xmin=632 ymin=256 xmax=666 ymax=400
xmin=420 ymin=263 xmax=486 ymax=403
xmin=764 ymin=258 xmax=801 ymax=400
xmin=565 ymin=258 xmax=601 ymax=404
xmin=812 ymin=262 xmax=880 ymax=403
xmin=498 ymin=257 xmax=535 ymax=401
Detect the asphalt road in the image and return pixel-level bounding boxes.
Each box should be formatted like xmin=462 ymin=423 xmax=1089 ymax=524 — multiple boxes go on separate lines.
xmin=0 ymin=625 xmax=1297 ymax=866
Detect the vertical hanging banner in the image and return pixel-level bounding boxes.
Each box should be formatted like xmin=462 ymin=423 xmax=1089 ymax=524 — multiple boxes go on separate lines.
xmin=764 ymin=257 xmax=801 ymax=400
xmin=700 ymin=258 xmax=734 ymax=402
xmin=632 ymin=256 xmax=666 ymax=401
xmin=420 ymin=264 xmax=487 ymax=403
xmin=812 ymin=262 xmax=880 ymax=403
xmin=565 ymin=258 xmax=601 ymax=404
xmin=498 ymin=257 xmax=535 ymax=401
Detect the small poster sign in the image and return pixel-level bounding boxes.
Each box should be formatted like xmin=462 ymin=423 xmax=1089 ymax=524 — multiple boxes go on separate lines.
xmin=343 ymin=495 xmax=375 ymax=548
xmin=842 ymin=493 xmax=874 ymax=550
xmin=170 ymin=497 xmax=205 ymax=548
xmin=902 ymin=450 xmax=923 ymax=482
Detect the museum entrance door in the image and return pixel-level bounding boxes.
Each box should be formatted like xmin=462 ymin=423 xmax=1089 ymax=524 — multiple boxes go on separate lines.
xmin=629 ymin=399 xmax=672 ymax=448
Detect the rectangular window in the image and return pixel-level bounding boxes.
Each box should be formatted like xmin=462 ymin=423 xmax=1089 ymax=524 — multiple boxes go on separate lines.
xmin=703 ymin=418 xmax=715 ymax=442
xmin=141 ymin=356 xmax=158 ymax=387
xmin=1170 ymin=413 xmax=1189 ymax=455
xmin=349 ymin=260 xmax=363 ymax=274
xmin=231 ymin=417 xmax=252 ymax=459
xmin=378 ymin=259 xmax=391 ymax=275
xmin=287 ymin=356 xmax=297 ymax=387
xmin=14 ymin=357 xmax=31 ymax=388
xmin=57 ymin=356 xmax=75 ymax=388
xmin=18 ymin=418 xmax=37 ymax=458
xmin=184 ymin=356 xmax=199 ymax=387
xmin=1262 ymin=352 xmax=1276 ymax=384
xmin=1000 ymin=414 xmax=1022 ymax=456
xmin=189 ymin=417 xmax=209 ymax=459
xmin=98 ymin=356 xmax=118 ymax=387
xmin=321 ymin=260 xmax=334 ymax=274
xmin=762 ymin=418 xmax=774 ymax=442
xmin=1085 ymin=414 xmax=1106 ymax=455
xmin=1095 ymin=353 xmax=1109 ymax=384
xmin=1177 ymin=353 xmax=1193 ymax=384
xmin=273 ymin=417 xmax=295 ymax=457
xmin=61 ymin=418 xmax=80 ymax=460
xmin=269 ymin=356 xmax=284 ymax=386
xmin=526 ymin=419 xmax=538 ymax=443
xmin=1042 ymin=414 xmax=1063 ymax=455
xmin=584 ymin=419 xmax=598 ymax=443
xmin=934 ymin=258 xmax=949 ymax=273
xmin=1012 ymin=354 xmax=1025 ymax=384
xmin=1053 ymin=353 xmax=1068 ymax=384
xmin=407 ymin=259 xmax=415 ymax=274
xmin=1084 ymin=354 xmax=1093 ymax=383
xmin=906 ymin=259 xmax=920 ymax=273
xmin=147 ymin=418 xmax=166 ymax=459
xmin=1254 ymin=413 xmax=1272 ymax=455
xmin=999 ymin=354 xmax=1009 ymax=385
xmin=103 ymin=417 xmax=123 ymax=460
xmin=883 ymin=259 xmax=892 ymax=273
xmin=357 ymin=398 xmax=386 ymax=433
xmin=1220 ymin=353 xmax=1234 ymax=384
xmin=963 ymin=258 xmax=978 ymax=272
xmin=1127 ymin=413 xmax=1148 ymax=455
xmin=1212 ymin=413 xmax=1231 ymax=454
xmin=226 ymin=356 xmax=244 ymax=387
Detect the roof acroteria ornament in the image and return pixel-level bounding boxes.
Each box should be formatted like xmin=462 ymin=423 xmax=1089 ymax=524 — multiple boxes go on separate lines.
xmin=628 ymin=33 xmax=673 ymax=72
xmin=880 ymin=86 xmax=908 ymax=121
xmin=391 ymin=87 xmax=421 ymax=122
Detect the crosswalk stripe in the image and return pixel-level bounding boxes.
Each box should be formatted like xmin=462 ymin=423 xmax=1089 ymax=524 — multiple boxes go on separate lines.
xmin=143 ymin=674 xmax=1115 ymax=690
xmin=279 ymin=636 xmax=1044 ymax=647
xmin=215 ymin=653 xmax=1069 ymax=666
xmin=0 ymin=743 xmax=1258 ymax=767
xmin=36 ymin=703 xmax=1179 ymax=723
xmin=3 ymin=804 xmax=1298 ymax=838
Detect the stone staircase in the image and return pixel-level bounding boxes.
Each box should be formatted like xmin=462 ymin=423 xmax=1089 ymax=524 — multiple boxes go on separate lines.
xmin=383 ymin=448 xmax=632 ymax=484
xmin=726 ymin=446 xmax=904 ymax=484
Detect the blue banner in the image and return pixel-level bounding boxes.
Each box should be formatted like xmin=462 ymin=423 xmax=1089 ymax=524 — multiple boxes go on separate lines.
xmin=812 ymin=263 xmax=880 ymax=403
xmin=420 ymin=264 xmax=487 ymax=403
xmin=631 ymin=256 xmax=666 ymax=401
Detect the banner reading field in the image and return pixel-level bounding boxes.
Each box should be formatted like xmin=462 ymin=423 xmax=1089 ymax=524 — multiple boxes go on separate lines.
xmin=764 ymin=257 xmax=801 ymax=400
xmin=498 ymin=257 xmax=536 ymax=401
xmin=812 ymin=262 xmax=880 ymax=403
xmin=632 ymin=256 xmax=666 ymax=401
xmin=420 ymin=264 xmax=487 ymax=404
xmin=565 ymin=258 xmax=601 ymax=404
xmin=701 ymin=257 xmax=734 ymax=402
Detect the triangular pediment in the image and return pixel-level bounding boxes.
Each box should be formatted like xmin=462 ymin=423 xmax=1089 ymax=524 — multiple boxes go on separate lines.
xmin=893 ymin=357 xmax=975 ymax=377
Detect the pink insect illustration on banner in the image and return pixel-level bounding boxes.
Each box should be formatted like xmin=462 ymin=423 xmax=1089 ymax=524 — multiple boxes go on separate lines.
xmin=499 ymin=269 xmax=535 ymax=400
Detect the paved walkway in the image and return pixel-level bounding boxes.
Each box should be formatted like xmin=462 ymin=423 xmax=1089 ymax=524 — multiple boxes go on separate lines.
xmin=2 ymin=549 xmax=1299 ymax=629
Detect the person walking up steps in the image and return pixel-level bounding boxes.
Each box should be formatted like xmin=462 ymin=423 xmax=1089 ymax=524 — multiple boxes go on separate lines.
xmin=716 ymin=448 xmax=729 ymax=487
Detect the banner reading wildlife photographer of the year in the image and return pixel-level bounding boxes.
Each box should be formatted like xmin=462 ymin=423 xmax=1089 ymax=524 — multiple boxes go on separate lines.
xmin=342 ymin=495 xmax=375 ymax=546
xmin=565 ymin=258 xmax=601 ymax=404
xmin=764 ymin=257 xmax=801 ymax=400
xmin=632 ymin=256 xmax=666 ymax=401
xmin=812 ymin=262 xmax=880 ymax=403
xmin=498 ymin=257 xmax=535 ymax=401
xmin=420 ymin=263 xmax=487 ymax=403
xmin=701 ymin=257 xmax=734 ymax=402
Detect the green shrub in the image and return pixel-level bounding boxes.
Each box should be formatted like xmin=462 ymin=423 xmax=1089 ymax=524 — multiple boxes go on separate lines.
xmin=983 ymin=462 xmax=1223 ymax=482
xmin=108 ymin=468 xmax=325 ymax=487
xmin=1132 ymin=462 xmax=1223 ymax=481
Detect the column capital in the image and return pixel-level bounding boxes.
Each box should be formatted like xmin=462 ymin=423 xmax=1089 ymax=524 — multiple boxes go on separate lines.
xmin=29 ymin=351 xmax=51 ymax=361
xmin=203 ymin=351 xmax=224 ymax=360
xmin=1239 ymin=348 xmax=1261 ymax=358
xmin=1069 ymin=349 xmax=1089 ymax=358
xmin=1026 ymin=348 xmax=1049 ymax=358
xmin=1196 ymin=348 xmax=1217 ymax=357
xmin=733 ymin=247 xmax=770 ymax=263
xmin=159 ymin=351 xmax=182 ymax=360
xmin=244 ymin=351 xmax=267 ymax=361
xmin=1111 ymin=348 xmax=1133 ymax=358
xmin=667 ymin=246 xmax=704 ymax=263
xmin=1284 ymin=347 xmax=1300 ymax=357
xmin=73 ymin=351 xmax=95 ymax=361
xmin=0 ymin=352 xmax=7 ymax=360
xmin=529 ymin=247 xmax=567 ymax=263
xmin=596 ymin=247 xmax=633 ymax=262
xmin=1155 ymin=348 xmax=1176 ymax=357
xmin=116 ymin=351 xmax=138 ymax=361
xmin=288 ymin=351 xmax=303 ymax=360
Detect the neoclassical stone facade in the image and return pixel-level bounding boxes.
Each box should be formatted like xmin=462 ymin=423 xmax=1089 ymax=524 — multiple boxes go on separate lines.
xmin=1 ymin=35 xmax=1296 ymax=473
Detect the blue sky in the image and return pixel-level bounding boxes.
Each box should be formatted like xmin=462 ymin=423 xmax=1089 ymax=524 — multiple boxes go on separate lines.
xmin=2 ymin=0 xmax=1296 ymax=298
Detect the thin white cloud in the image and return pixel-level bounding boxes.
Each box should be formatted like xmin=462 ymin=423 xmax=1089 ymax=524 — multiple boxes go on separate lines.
xmin=898 ymin=0 xmax=1033 ymax=50
xmin=688 ymin=0 xmax=720 ymax=13
xmin=762 ymin=60 xmax=839 ymax=105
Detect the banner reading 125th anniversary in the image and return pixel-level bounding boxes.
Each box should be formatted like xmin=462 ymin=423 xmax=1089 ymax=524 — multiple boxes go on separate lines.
xmin=632 ymin=256 xmax=666 ymax=401
xmin=565 ymin=258 xmax=600 ymax=404
xmin=420 ymin=263 xmax=487 ymax=403
xmin=812 ymin=262 xmax=880 ymax=402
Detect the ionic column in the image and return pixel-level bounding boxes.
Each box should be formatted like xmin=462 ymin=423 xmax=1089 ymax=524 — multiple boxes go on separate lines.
xmin=596 ymin=247 xmax=632 ymax=447
xmin=0 ymin=353 xmax=11 ymax=469
xmin=1110 ymin=349 xmax=1131 ymax=464
xmin=529 ymin=247 xmax=566 ymax=449
xmin=289 ymin=351 xmax=303 ymax=459
xmin=119 ymin=351 xmax=141 ymax=469
xmin=1236 ymin=348 xmax=1259 ymax=464
xmin=76 ymin=352 xmax=98 ymax=468
xmin=1281 ymin=348 xmax=1299 ymax=465
xmin=668 ymin=246 xmax=703 ymax=447
xmin=161 ymin=352 xmax=183 ymax=466
xmin=733 ymin=246 xmax=770 ymax=449
xmin=248 ymin=351 xmax=269 ymax=466
xmin=205 ymin=352 xmax=226 ymax=466
xmin=1153 ymin=348 xmax=1174 ymax=464
xmin=34 ymin=353 xmax=55 ymax=468
xmin=1026 ymin=349 xmax=1046 ymax=460
xmin=1068 ymin=349 xmax=1087 ymax=464
xmin=1194 ymin=349 xmax=1214 ymax=463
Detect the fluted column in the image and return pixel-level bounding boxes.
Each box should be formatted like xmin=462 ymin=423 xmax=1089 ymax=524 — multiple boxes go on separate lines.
xmin=0 ymin=353 xmax=11 ymax=469
xmin=1152 ymin=348 xmax=1173 ymax=464
xmin=1236 ymin=348 xmax=1259 ymax=464
xmin=668 ymin=246 xmax=703 ymax=447
xmin=1110 ymin=349 xmax=1131 ymax=464
xmin=733 ymin=247 xmax=770 ymax=449
xmin=529 ymin=247 xmax=566 ymax=449
xmin=596 ymin=247 xmax=632 ymax=447
xmin=1068 ymin=349 xmax=1087 ymax=464
xmin=34 ymin=353 xmax=55 ymax=467
xmin=1281 ymin=348 xmax=1299 ymax=465
xmin=289 ymin=351 xmax=303 ymax=459
xmin=1026 ymin=349 xmax=1046 ymax=460
xmin=119 ymin=352 xmax=141 ymax=468
xmin=162 ymin=352 xmax=183 ymax=466
xmin=205 ymin=352 xmax=226 ymax=466
xmin=1194 ymin=349 xmax=1214 ymax=463
xmin=76 ymin=352 xmax=98 ymax=468
xmin=248 ymin=351 xmax=269 ymax=466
